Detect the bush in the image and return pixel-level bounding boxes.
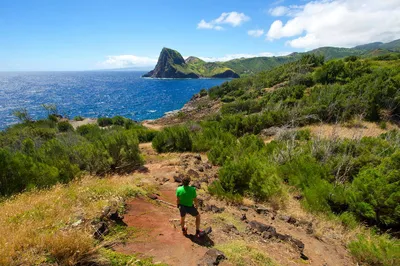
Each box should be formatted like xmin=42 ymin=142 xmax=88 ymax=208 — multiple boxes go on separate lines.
xmin=347 ymin=152 xmax=400 ymax=228
xmin=348 ymin=234 xmax=400 ymax=266
xmin=57 ymin=121 xmax=74 ymax=132
xmin=100 ymin=130 xmax=143 ymax=172
xmin=74 ymin=116 xmax=84 ymax=121
xmin=112 ymin=116 xmax=125 ymax=126
xmin=199 ymin=88 xmax=208 ymax=97
xmin=98 ymin=117 xmax=113 ymax=127
xmin=152 ymin=126 xmax=192 ymax=153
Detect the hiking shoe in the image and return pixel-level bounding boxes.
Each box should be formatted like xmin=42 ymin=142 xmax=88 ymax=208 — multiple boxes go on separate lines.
xmin=196 ymin=229 xmax=205 ymax=238
xmin=182 ymin=226 xmax=188 ymax=235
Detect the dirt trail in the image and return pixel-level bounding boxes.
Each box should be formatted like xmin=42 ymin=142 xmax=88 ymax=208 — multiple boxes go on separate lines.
xmin=114 ymin=145 xmax=212 ymax=265
xmin=114 ymin=143 xmax=355 ymax=266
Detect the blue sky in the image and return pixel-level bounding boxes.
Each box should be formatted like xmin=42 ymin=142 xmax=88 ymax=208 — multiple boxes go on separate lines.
xmin=0 ymin=0 xmax=399 ymax=71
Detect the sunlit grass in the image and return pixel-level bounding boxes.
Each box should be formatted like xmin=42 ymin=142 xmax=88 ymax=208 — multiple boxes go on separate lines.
xmin=0 ymin=175 xmax=146 ymax=265
xmin=215 ymin=240 xmax=277 ymax=266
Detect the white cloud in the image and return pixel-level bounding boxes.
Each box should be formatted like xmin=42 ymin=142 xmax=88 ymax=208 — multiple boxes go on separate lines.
xmin=199 ymin=51 xmax=291 ymax=62
xmin=269 ymin=6 xmax=289 ymax=16
xmin=266 ymin=0 xmax=400 ymax=49
xmin=99 ymin=55 xmax=157 ymax=69
xmin=248 ymin=29 xmax=265 ymax=37
xmin=197 ymin=11 xmax=250 ymax=30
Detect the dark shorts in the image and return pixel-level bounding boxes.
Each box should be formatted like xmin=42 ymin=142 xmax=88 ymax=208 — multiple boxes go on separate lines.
xmin=178 ymin=205 xmax=199 ymax=217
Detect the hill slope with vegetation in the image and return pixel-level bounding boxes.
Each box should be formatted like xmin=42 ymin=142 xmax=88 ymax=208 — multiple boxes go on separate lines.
xmin=144 ymin=39 xmax=400 ymax=78
xmin=1 ymin=52 xmax=400 ymax=265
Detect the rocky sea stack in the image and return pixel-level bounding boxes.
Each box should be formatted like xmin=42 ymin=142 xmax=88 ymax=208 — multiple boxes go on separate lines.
xmin=143 ymin=47 xmax=239 ymax=79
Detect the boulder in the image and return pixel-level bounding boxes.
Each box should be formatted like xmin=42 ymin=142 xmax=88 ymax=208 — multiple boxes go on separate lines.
xmin=198 ymin=249 xmax=226 ymax=266
xmin=194 ymin=154 xmax=202 ymax=161
xmin=173 ymin=173 xmax=184 ymax=183
xmin=222 ymin=224 xmax=240 ymax=235
xmin=101 ymin=199 xmax=124 ymax=222
xmin=148 ymin=194 xmax=158 ymax=200
xmin=248 ymin=220 xmax=276 ymax=235
xmin=204 ymin=163 xmax=212 ymax=170
xmin=93 ymin=221 xmax=109 ymax=239
xmin=187 ymin=169 xmax=200 ymax=178
xmin=203 ymin=204 xmax=225 ymax=213
xmin=239 ymin=206 xmax=249 ymax=211
xmin=279 ymin=215 xmax=297 ymax=224
xmin=256 ymin=206 xmax=270 ymax=215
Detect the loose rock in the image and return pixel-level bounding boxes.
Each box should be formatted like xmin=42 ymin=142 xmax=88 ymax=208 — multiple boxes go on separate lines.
xmin=198 ymin=249 xmax=226 ymax=266
xmin=256 ymin=206 xmax=270 ymax=215
xmin=187 ymin=169 xmax=200 ymax=178
xmin=173 ymin=173 xmax=184 ymax=183
xmin=203 ymin=204 xmax=225 ymax=213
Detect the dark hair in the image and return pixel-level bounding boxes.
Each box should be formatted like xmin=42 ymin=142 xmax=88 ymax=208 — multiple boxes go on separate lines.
xmin=182 ymin=176 xmax=191 ymax=186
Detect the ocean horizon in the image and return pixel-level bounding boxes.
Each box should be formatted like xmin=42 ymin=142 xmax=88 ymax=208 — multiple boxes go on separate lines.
xmin=0 ymin=71 xmax=228 ymax=130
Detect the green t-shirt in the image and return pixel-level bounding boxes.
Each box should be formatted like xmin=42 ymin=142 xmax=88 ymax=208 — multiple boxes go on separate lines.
xmin=176 ymin=185 xmax=197 ymax=207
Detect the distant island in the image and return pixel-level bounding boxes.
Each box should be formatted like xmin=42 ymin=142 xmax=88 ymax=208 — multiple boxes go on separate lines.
xmin=143 ymin=39 xmax=400 ymax=79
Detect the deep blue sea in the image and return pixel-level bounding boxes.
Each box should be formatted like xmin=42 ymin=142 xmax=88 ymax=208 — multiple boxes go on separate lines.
xmin=0 ymin=71 xmax=228 ymax=130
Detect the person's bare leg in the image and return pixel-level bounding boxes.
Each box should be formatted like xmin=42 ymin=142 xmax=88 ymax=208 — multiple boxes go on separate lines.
xmin=196 ymin=214 xmax=200 ymax=231
xmin=181 ymin=215 xmax=186 ymax=229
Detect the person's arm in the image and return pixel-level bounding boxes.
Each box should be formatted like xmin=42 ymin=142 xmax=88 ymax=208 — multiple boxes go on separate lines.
xmin=176 ymin=196 xmax=180 ymax=208
xmin=193 ymin=188 xmax=198 ymax=208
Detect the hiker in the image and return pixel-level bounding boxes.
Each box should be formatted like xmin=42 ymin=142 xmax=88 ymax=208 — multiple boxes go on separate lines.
xmin=176 ymin=176 xmax=202 ymax=237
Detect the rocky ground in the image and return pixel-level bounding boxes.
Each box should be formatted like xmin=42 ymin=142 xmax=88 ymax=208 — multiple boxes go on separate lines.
xmin=110 ymin=143 xmax=355 ymax=266
xmin=142 ymin=94 xmax=221 ymax=127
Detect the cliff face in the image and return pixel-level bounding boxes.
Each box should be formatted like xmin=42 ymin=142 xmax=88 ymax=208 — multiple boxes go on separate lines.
xmin=143 ymin=48 xmax=240 ymax=79
xmin=143 ymin=48 xmax=200 ymax=78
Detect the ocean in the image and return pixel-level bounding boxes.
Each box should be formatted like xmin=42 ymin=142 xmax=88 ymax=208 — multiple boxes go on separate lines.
xmin=0 ymin=71 xmax=228 ymax=130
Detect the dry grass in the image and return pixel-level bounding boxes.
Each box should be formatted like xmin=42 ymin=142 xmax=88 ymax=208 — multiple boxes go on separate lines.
xmin=306 ymin=121 xmax=396 ymax=140
xmin=215 ymin=240 xmax=277 ymax=266
xmin=0 ymin=175 xmax=147 ymax=266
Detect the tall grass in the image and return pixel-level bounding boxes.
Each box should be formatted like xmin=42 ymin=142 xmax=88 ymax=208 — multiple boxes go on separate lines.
xmin=0 ymin=176 xmax=146 ymax=265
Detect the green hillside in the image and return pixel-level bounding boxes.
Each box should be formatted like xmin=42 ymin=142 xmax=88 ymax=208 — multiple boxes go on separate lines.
xmin=143 ymin=48 xmax=239 ymax=78
xmin=144 ymin=40 xmax=400 ymax=78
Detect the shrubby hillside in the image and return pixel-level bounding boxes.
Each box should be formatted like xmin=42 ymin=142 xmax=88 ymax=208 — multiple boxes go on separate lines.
xmin=0 ymin=115 xmax=157 ymax=196
xmin=151 ymin=54 xmax=400 ymax=265
xmin=1 ymin=53 xmax=400 ymax=265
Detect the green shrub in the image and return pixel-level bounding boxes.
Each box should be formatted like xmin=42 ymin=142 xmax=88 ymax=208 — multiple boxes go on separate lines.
xmin=152 ymin=126 xmax=192 ymax=152
xmin=112 ymin=116 xmax=125 ymax=126
xmin=48 ymin=114 xmax=59 ymax=122
xmin=347 ymin=152 xmax=400 ymax=228
xmin=76 ymin=124 xmax=101 ymax=137
xmin=98 ymin=117 xmax=113 ymax=127
xmin=100 ymin=130 xmax=143 ymax=172
xmin=74 ymin=116 xmax=84 ymax=121
xmin=348 ymin=234 xmax=400 ymax=266
xmin=57 ymin=121 xmax=74 ymax=132
xmin=339 ymin=212 xmax=359 ymax=229
xmin=199 ymin=88 xmax=208 ymax=97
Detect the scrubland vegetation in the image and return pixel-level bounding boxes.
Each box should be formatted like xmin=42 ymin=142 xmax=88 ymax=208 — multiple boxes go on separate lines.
xmin=1 ymin=54 xmax=400 ymax=265
xmin=152 ymin=54 xmax=400 ymax=265
xmin=0 ymin=115 xmax=156 ymax=196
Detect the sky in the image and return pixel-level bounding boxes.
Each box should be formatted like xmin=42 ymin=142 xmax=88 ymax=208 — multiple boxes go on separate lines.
xmin=0 ymin=0 xmax=400 ymax=71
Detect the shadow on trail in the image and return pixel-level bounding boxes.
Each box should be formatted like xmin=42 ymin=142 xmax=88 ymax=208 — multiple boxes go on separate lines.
xmin=184 ymin=234 xmax=214 ymax=247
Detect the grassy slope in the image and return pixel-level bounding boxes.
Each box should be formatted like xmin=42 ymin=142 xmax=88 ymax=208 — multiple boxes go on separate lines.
xmin=0 ymin=175 xmax=159 ymax=266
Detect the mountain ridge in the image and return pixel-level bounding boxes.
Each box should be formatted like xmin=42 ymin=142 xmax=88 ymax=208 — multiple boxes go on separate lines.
xmin=143 ymin=39 xmax=400 ymax=78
